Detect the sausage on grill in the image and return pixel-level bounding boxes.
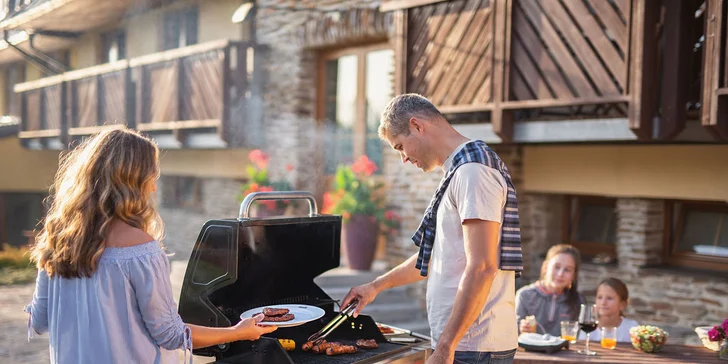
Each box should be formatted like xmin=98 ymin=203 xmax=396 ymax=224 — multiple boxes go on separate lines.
xmin=302 ymin=340 xmax=318 ymax=352
xmin=313 ymin=341 xmax=341 ymax=354
xmin=262 ymin=313 xmax=295 ymax=322
xmin=263 ymin=307 xmax=290 ymax=316
xmin=356 ymin=339 xmax=378 ymax=349
xmin=326 ymin=345 xmax=357 ymax=356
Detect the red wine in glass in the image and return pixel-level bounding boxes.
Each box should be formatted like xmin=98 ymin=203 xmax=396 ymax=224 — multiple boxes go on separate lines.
xmin=578 ymin=304 xmax=598 ymax=356
xmin=580 ymin=321 xmax=598 ymax=333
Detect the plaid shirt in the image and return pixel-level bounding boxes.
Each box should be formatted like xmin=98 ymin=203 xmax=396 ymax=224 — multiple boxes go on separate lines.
xmin=412 ymin=140 xmax=523 ymax=277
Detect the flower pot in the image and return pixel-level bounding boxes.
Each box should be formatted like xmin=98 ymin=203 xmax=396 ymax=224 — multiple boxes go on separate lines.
xmin=343 ymin=214 xmax=379 ymax=270
xmin=720 ymin=339 xmax=728 ymax=361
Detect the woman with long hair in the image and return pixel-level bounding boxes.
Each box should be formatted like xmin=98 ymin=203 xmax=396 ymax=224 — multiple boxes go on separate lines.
xmin=515 ymin=244 xmax=585 ymax=337
xmin=24 ymin=128 xmax=276 ymax=363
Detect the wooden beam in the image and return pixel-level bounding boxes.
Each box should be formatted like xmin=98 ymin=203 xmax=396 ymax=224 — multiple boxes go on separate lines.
xmin=627 ymin=0 xmax=660 ymax=140
xmin=380 ymin=0 xmax=448 ymax=12
xmin=704 ymin=0 xmax=728 ymax=140
xmin=135 ymin=119 xmax=221 ymax=132
xmin=503 ymin=95 xmax=629 ymax=110
xmin=659 ymin=0 xmax=690 ymax=140
xmin=18 ymin=129 xmax=61 ymax=138
xmin=68 ymin=124 xmax=126 ymax=136
xmin=128 ymin=39 xmax=232 ymax=68
xmin=392 ymin=9 xmax=408 ymax=95
xmin=491 ymin=0 xmax=514 ymax=142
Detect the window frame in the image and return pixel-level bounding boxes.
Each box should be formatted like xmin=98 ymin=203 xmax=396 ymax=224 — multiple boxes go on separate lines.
xmin=160 ymin=6 xmax=199 ymax=51
xmin=663 ymin=200 xmax=728 ymax=272
xmin=315 ymin=42 xmax=392 ymax=173
xmin=161 ymin=176 xmax=203 ymax=211
xmin=562 ymin=195 xmax=618 ymax=258
xmin=100 ymin=29 xmax=126 ymax=63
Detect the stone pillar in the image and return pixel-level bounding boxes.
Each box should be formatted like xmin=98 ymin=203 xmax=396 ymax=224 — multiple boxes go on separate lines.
xmin=615 ymin=199 xmax=665 ymax=272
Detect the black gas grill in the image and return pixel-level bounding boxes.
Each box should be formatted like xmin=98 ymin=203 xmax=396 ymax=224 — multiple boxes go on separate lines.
xmin=178 ymin=192 xmax=430 ymax=363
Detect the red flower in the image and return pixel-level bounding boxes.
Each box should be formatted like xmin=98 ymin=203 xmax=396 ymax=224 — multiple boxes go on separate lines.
xmin=384 ymin=210 xmax=401 ymax=221
xmin=248 ymin=149 xmax=269 ymax=170
xmin=285 ymin=163 xmax=294 ymax=172
xmin=351 ymin=155 xmax=378 ymax=176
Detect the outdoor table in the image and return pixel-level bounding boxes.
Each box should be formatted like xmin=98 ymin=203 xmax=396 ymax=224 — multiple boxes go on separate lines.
xmin=514 ymin=342 xmax=719 ymax=363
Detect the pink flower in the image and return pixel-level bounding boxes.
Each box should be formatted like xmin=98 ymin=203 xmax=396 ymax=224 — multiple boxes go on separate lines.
xmin=722 ymin=319 xmax=728 ymax=335
xmin=285 ymin=163 xmax=294 ymax=172
xmin=708 ymin=326 xmax=723 ymax=341
xmin=351 ymin=155 xmax=378 ymax=176
xmin=248 ymin=149 xmax=269 ymax=170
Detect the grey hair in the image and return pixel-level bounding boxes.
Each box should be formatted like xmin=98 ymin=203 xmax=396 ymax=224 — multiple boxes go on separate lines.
xmin=378 ymin=93 xmax=444 ymax=139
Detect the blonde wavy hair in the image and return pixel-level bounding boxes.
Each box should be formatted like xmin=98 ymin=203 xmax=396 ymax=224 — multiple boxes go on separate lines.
xmin=31 ymin=128 xmax=164 ymax=278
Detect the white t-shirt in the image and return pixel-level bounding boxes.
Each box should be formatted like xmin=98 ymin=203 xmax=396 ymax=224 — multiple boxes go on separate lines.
xmin=578 ymin=318 xmax=639 ymax=343
xmin=425 ymin=141 xmax=518 ymax=352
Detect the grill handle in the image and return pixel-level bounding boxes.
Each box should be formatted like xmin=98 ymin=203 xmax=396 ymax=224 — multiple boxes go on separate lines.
xmin=238 ymin=191 xmax=318 ymax=220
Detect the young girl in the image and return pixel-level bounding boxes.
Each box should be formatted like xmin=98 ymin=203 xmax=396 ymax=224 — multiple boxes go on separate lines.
xmin=24 ymin=129 xmax=276 ymax=363
xmin=579 ymin=277 xmax=639 ymax=342
xmin=516 ymin=244 xmax=585 ymax=337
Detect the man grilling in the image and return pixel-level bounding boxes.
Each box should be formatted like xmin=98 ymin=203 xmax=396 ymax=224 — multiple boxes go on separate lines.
xmin=341 ymin=94 xmax=522 ymax=364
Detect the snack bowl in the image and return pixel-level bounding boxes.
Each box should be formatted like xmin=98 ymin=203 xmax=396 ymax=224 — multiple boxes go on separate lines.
xmin=629 ymin=325 xmax=668 ymax=353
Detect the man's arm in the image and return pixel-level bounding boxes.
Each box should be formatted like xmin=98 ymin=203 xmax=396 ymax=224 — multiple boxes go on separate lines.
xmin=433 ymin=219 xmax=500 ymax=354
xmin=341 ymin=252 xmax=426 ymax=317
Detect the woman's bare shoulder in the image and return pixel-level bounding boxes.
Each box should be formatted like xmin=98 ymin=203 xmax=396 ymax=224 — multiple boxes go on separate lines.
xmin=105 ymin=221 xmax=156 ymax=248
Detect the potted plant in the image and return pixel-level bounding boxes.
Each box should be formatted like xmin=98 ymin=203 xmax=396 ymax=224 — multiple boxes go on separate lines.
xmin=322 ymin=156 xmax=401 ymax=270
xmin=239 ymin=149 xmax=294 ymax=217
xmin=707 ymin=319 xmax=728 ymax=360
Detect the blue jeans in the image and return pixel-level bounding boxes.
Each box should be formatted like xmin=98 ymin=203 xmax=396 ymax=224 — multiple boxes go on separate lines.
xmin=452 ymin=348 xmax=517 ymax=364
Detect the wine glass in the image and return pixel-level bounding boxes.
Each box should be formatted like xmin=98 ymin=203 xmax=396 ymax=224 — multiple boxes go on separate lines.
xmin=577 ymin=304 xmax=599 ymax=356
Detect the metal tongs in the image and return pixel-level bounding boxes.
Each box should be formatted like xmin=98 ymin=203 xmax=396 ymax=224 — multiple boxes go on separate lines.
xmin=306 ymin=301 xmax=358 ymax=343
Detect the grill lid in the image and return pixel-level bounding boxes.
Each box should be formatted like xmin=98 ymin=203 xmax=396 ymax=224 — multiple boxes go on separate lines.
xmin=178 ymin=192 xmax=342 ymax=331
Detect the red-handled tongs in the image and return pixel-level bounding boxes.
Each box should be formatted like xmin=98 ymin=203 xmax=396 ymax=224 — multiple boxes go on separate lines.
xmin=306 ymin=301 xmax=358 ymax=343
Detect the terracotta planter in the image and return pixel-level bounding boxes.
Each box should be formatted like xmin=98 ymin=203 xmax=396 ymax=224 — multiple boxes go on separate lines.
xmin=343 ymin=214 xmax=379 ymax=270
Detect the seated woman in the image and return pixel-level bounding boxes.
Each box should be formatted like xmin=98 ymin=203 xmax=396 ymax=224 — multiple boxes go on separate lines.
xmin=516 ymin=244 xmax=585 ymax=337
xmin=24 ymin=128 xmax=277 ymax=363
xmin=579 ymin=277 xmax=638 ymax=342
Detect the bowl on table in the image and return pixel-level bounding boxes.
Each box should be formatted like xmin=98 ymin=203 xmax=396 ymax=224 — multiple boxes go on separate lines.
xmin=629 ymin=325 xmax=669 ymax=353
xmin=695 ymin=326 xmax=720 ymax=351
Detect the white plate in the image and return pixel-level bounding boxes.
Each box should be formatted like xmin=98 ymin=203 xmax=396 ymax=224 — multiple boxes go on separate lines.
xmin=377 ymin=323 xmax=408 ymax=336
xmin=239 ymin=304 xmax=325 ymax=328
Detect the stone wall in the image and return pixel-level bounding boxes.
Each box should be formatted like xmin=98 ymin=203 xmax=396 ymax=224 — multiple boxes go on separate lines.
xmin=524 ymin=194 xmax=728 ymax=344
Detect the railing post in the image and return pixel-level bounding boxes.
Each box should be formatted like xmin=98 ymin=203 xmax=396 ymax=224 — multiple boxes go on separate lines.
xmin=703 ymin=0 xmax=728 ymax=140
xmin=627 ymin=0 xmax=660 ymax=140
xmin=659 ymin=0 xmax=690 ymax=140
xmin=492 ymin=0 xmax=513 ymax=142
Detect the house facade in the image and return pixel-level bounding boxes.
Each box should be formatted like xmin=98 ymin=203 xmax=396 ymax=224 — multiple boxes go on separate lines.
xmin=0 ymin=0 xmax=268 ymax=260
xmin=2 ymin=0 xmax=727 ymax=345
xmin=253 ymin=0 xmax=728 ymax=345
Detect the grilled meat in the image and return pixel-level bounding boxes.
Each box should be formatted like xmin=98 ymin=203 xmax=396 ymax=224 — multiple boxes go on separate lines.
xmin=263 ymin=307 xmax=290 ymax=316
xmin=356 ymin=339 xmax=378 ymax=349
xmin=313 ymin=341 xmax=340 ymax=354
xmin=326 ymin=345 xmax=357 ymax=356
xmin=302 ymin=340 xmax=317 ymax=352
xmin=262 ymin=313 xmax=295 ymax=322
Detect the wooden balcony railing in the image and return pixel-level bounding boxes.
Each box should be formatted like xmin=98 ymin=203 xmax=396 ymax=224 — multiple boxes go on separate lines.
xmin=391 ymin=0 xmax=660 ymax=141
xmin=14 ymin=39 xmax=259 ymax=148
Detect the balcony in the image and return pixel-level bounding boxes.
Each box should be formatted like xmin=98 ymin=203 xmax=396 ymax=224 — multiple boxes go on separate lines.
xmin=14 ymin=39 xmax=263 ymax=149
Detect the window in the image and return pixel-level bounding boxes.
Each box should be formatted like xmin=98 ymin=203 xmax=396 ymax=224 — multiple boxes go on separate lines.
xmin=665 ymin=200 xmax=728 ymax=272
xmin=161 ymin=6 xmax=198 ymax=51
xmin=0 ymin=193 xmax=45 ymax=247
xmin=101 ymin=30 xmax=126 ymax=63
xmin=563 ymin=196 xmax=617 ymax=259
xmin=318 ymin=44 xmax=394 ymax=174
xmin=5 ymin=63 xmax=24 ymax=117
xmin=162 ymin=176 xmax=203 ymax=210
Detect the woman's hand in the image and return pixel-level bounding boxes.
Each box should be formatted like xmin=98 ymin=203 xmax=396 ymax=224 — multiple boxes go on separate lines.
xmin=519 ymin=319 xmax=537 ymax=333
xmin=232 ymin=314 xmax=277 ymax=341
